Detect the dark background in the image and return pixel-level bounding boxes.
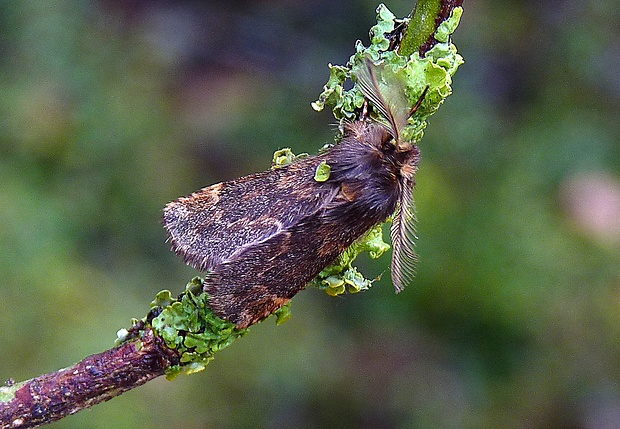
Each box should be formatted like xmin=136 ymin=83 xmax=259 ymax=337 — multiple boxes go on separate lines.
xmin=1 ymin=1 xmax=620 ymax=428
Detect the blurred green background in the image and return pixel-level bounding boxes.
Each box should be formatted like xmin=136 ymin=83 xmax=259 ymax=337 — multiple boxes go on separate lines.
xmin=1 ymin=1 xmax=620 ymax=428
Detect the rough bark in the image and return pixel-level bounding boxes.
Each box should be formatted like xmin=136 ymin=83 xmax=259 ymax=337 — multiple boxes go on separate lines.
xmin=0 ymin=329 xmax=180 ymax=429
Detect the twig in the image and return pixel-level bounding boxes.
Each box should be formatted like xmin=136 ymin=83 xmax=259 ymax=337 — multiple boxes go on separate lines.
xmin=0 ymin=329 xmax=179 ymax=428
xmin=400 ymin=0 xmax=464 ymax=56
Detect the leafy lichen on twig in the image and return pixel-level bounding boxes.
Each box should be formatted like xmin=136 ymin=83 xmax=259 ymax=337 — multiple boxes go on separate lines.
xmin=312 ymin=2 xmax=463 ymax=141
xmin=145 ymin=278 xmax=247 ymax=379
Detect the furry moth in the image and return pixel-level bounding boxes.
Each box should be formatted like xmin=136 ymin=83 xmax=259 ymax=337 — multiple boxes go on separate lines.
xmin=163 ymin=60 xmax=422 ymax=329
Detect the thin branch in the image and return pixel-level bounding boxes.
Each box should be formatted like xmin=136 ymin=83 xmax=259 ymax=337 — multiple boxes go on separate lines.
xmin=0 ymin=329 xmax=179 ymax=428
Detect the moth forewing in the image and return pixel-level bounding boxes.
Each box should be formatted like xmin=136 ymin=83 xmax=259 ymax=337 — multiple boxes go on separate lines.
xmin=162 ymin=158 xmax=332 ymax=273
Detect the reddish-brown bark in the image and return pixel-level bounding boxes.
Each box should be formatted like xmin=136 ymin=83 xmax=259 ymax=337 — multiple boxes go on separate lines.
xmin=0 ymin=329 xmax=179 ymax=428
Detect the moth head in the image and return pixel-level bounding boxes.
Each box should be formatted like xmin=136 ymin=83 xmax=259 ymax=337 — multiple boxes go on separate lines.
xmin=375 ymin=127 xmax=418 ymax=172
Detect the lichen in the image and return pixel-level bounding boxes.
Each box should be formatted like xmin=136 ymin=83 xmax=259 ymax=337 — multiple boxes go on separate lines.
xmin=0 ymin=386 xmax=15 ymax=403
xmin=148 ymin=278 xmax=247 ymax=379
xmin=435 ymin=7 xmax=463 ymax=43
xmin=273 ymin=304 xmax=292 ymax=325
xmin=312 ymin=3 xmax=463 ymax=143
xmin=310 ymin=224 xmax=390 ymax=296
xmin=272 ymin=148 xmax=308 ymax=168
xmin=314 ymin=161 xmax=331 ymax=182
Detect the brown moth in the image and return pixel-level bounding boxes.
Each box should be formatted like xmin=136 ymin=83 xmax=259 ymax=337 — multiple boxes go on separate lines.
xmin=163 ymin=60 xmax=421 ymax=329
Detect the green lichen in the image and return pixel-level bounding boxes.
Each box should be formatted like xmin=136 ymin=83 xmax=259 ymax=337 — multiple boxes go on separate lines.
xmin=311 ymin=64 xmax=363 ymax=120
xmin=314 ymin=161 xmax=331 ymax=182
xmin=149 ymin=278 xmax=247 ymax=379
xmin=115 ymin=328 xmax=130 ymax=344
xmin=312 ymin=3 xmax=463 ymax=143
xmin=273 ymin=148 xmax=303 ymax=168
xmin=310 ymin=224 xmax=390 ymax=295
xmin=273 ymin=304 xmax=292 ymax=325
xmin=435 ymin=7 xmax=463 ymax=43
xmin=1 ymin=385 xmax=15 ymax=402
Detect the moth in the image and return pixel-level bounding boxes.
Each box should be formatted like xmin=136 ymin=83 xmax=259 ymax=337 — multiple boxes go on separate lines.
xmin=163 ymin=60 xmax=422 ymax=329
